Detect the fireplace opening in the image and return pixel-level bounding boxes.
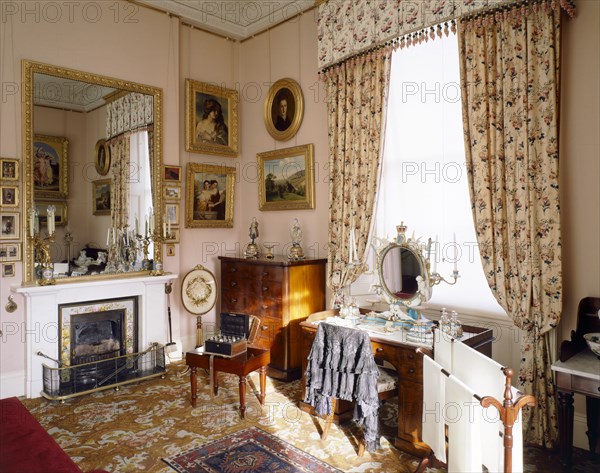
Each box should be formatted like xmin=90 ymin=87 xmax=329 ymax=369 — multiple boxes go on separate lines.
xmin=57 ymin=297 xmax=139 ymax=390
xmin=72 ymin=310 xmax=125 ymax=365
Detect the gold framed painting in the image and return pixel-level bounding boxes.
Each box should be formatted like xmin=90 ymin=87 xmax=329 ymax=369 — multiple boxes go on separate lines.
xmin=163 ymin=165 xmax=182 ymax=182
xmin=0 ymin=212 xmax=20 ymax=240
xmin=165 ymin=202 xmax=180 ymax=226
xmin=33 ymin=134 xmax=68 ymax=199
xmin=94 ymin=139 xmax=111 ymax=176
xmin=0 ymin=158 xmax=19 ymax=181
xmin=185 ymin=163 xmax=235 ymax=228
xmin=0 ymin=242 xmax=21 ymax=262
xmin=264 ymin=78 xmax=304 ymax=142
xmin=2 ymin=262 xmax=16 ymax=277
xmin=92 ymin=179 xmax=112 ymax=216
xmin=165 ymin=228 xmax=180 ymax=244
xmin=0 ymin=186 xmax=19 ymax=207
xmin=164 ymin=185 xmax=181 ymax=201
xmin=185 ymin=80 xmax=239 ymax=157
xmin=257 ymin=144 xmax=315 ymax=211
xmin=35 ymin=201 xmax=68 ymax=227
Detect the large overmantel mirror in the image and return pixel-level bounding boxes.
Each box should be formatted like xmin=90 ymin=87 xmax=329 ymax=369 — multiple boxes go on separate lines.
xmin=22 ymin=60 xmax=163 ymax=284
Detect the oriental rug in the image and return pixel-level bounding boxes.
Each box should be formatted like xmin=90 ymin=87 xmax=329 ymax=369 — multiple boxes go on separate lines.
xmin=163 ymin=426 xmax=342 ymax=473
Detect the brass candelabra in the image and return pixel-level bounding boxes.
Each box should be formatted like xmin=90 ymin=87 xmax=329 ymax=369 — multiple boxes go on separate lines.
xmin=30 ymin=232 xmax=55 ymax=286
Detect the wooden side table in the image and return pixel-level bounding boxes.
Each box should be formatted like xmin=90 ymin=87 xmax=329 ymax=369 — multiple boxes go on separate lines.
xmin=551 ymin=349 xmax=600 ymax=466
xmin=185 ymin=347 xmax=270 ymax=419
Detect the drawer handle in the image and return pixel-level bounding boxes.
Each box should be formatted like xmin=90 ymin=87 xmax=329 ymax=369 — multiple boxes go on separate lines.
xmin=408 ymin=354 xmax=414 ymax=360
xmin=230 ymin=298 xmax=237 ymax=303
xmin=262 ymin=287 xmax=268 ymax=292
xmin=230 ymin=268 xmax=237 ymax=272
xmin=261 ymin=325 xmax=268 ymax=331
xmin=376 ymin=347 xmax=383 ymax=353
xmin=262 ymin=272 xmax=268 ymax=276
xmin=408 ymin=368 xmax=415 ymax=374
xmin=262 ymin=305 xmax=268 ymax=310
xmin=230 ymin=282 xmax=237 ymax=287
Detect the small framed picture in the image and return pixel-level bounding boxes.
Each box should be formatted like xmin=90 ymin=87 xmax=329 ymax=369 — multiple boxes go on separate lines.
xmin=0 ymin=242 xmax=21 ymax=262
xmin=0 ymin=186 xmax=19 ymax=207
xmin=164 ymin=186 xmax=181 ymax=201
xmin=165 ymin=203 xmax=180 ymax=226
xmin=35 ymin=201 xmax=68 ymax=227
xmin=165 ymin=229 xmax=180 ymax=244
xmin=264 ymin=78 xmax=304 ymax=141
xmin=94 ymin=139 xmax=111 ymax=176
xmin=257 ymin=143 xmax=315 ymax=211
xmin=0 ymin=158 xmax=19 ymax=181
xmin=166 ymin=244 xmax=176 ymax=257
xmin=163 ymin=165 xmax=182 ymax=182
xmin=2 ymin=263 xmax=15 ymax=277
xmin=0 ymin=213 xmax=20 ymax=240
xmin=33 ymin=134 xmax=68 ymax=199
xmin=92 ymin=179 xmax=112 ymax=216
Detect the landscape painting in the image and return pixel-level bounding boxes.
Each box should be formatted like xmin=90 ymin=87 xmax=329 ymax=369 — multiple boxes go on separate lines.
xmin=257 ymin=144 xmax=315 ymax=211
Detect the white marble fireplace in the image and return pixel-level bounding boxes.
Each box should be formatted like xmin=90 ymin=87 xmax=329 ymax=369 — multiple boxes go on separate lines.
xmin=13 ymin=273 xmax=177 ymax=398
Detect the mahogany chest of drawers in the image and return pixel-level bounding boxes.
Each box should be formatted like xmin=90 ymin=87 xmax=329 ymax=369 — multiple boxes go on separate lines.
xmin=218 ymin=256 xmax=327 ymax=380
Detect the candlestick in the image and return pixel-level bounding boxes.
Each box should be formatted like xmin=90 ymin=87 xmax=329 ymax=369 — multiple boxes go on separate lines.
xmin=453 ymin=232 xmax=458 ymax=272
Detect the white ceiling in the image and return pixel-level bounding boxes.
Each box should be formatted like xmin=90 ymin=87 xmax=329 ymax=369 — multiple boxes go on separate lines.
xmin=34 ymin=73 xmax=116 ymax=113
xmin=136 ymin=0 xmax=315 ymax=40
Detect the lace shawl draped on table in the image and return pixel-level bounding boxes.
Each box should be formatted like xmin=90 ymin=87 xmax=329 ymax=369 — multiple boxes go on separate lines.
xmin=304 ymin=323 xmax=381 ymax=452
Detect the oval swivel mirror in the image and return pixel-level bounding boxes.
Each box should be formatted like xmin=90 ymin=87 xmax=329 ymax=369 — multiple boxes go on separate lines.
xmin=377 ymin=243 xmax=427 ymax=307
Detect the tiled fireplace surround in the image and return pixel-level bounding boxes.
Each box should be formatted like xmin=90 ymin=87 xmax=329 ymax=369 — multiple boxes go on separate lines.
xmin=13 ymin=273 xmax=177 ymax=398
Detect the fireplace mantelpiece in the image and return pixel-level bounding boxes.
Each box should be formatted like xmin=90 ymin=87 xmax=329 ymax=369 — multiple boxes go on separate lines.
xmin=12 ymin=273 xmax=177 ymax=398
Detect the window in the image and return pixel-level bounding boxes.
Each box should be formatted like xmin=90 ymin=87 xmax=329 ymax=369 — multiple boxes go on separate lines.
xmin=357 ymin=33 xmax=504 ymax=318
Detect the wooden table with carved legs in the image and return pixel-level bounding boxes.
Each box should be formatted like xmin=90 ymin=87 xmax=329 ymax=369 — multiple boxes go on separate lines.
xmin=186 ymin=347 xmax=270 ymax=419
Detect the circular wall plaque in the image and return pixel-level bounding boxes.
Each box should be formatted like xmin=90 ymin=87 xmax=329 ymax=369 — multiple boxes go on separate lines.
xmin=181 ymin=265 xmax=217 ymax=315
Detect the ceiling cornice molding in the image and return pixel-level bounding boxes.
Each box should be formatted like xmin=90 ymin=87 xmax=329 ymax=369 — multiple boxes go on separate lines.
xmin=133 ymin=0 xmax=314 ymax=41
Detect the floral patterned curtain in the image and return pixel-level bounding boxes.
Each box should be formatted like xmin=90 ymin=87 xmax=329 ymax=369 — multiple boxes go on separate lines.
xmin=324 ymin=49 xmax=392 ymax=297
xmin=458 ymin=1 xmax=566 ymax=447
xmin=108 ymin=136 xmax=130 ymax=229
xmin=105 ymin=93 xmax=154 ymax=229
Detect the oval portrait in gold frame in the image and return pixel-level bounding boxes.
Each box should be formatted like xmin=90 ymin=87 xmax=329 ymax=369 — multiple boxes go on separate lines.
xmin=264 ymin=78 xmax=304 ymax=141
xmin=94 ymin=139 xmax=111 ymax=176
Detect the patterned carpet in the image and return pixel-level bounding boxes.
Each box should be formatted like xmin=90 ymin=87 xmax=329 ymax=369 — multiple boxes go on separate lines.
xmin=20 ymin=362 xmax=599 ymax=473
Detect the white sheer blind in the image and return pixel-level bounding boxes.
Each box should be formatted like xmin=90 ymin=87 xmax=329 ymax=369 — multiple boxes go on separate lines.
xmin=374 ymin=33 xmax=505 ymax=318
xmin=128 ymin=131 xmax=153 ymax=255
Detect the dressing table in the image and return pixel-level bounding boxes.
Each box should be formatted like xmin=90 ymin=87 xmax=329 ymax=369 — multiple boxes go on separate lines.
xmin=299 ymin=228 xmax=493 ymax=458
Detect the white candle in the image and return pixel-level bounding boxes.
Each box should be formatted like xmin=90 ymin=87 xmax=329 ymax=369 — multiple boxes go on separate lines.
xmin=427 ymin=238 xmax=432 ymax=260
xmin=433 ymin=234 xmax=438 ymax=273
xmin=453 ymin=232 xmax=458 ymax=272
xmin=47 ymin=206 xmax=55 ymax=235
xmin=145 ymin=218 xmax=149 ymax=237
xmin=167 ymin=218 xmax=171 ymax=237
xmin=106 ymin=228 xmax=110 ymax=246
xmin=135 ymin=216 xmax=139 ymax=235
xmin=112 ymin=227 xmax=116 ymax=245
xmin=163 ymin=219 xmax=167 ymax=238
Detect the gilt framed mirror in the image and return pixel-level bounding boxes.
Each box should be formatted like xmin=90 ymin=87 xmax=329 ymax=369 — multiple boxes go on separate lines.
xmin=22 ymin=60 xmax=163 ymax=283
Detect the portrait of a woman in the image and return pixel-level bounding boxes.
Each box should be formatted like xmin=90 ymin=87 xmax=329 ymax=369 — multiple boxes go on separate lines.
xmin=195 ymin=98 xmax=229 ymax=146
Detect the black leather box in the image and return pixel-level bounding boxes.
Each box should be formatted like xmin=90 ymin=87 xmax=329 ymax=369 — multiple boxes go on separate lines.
xmin=204 ymin=313 xmax=249 ymax=357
